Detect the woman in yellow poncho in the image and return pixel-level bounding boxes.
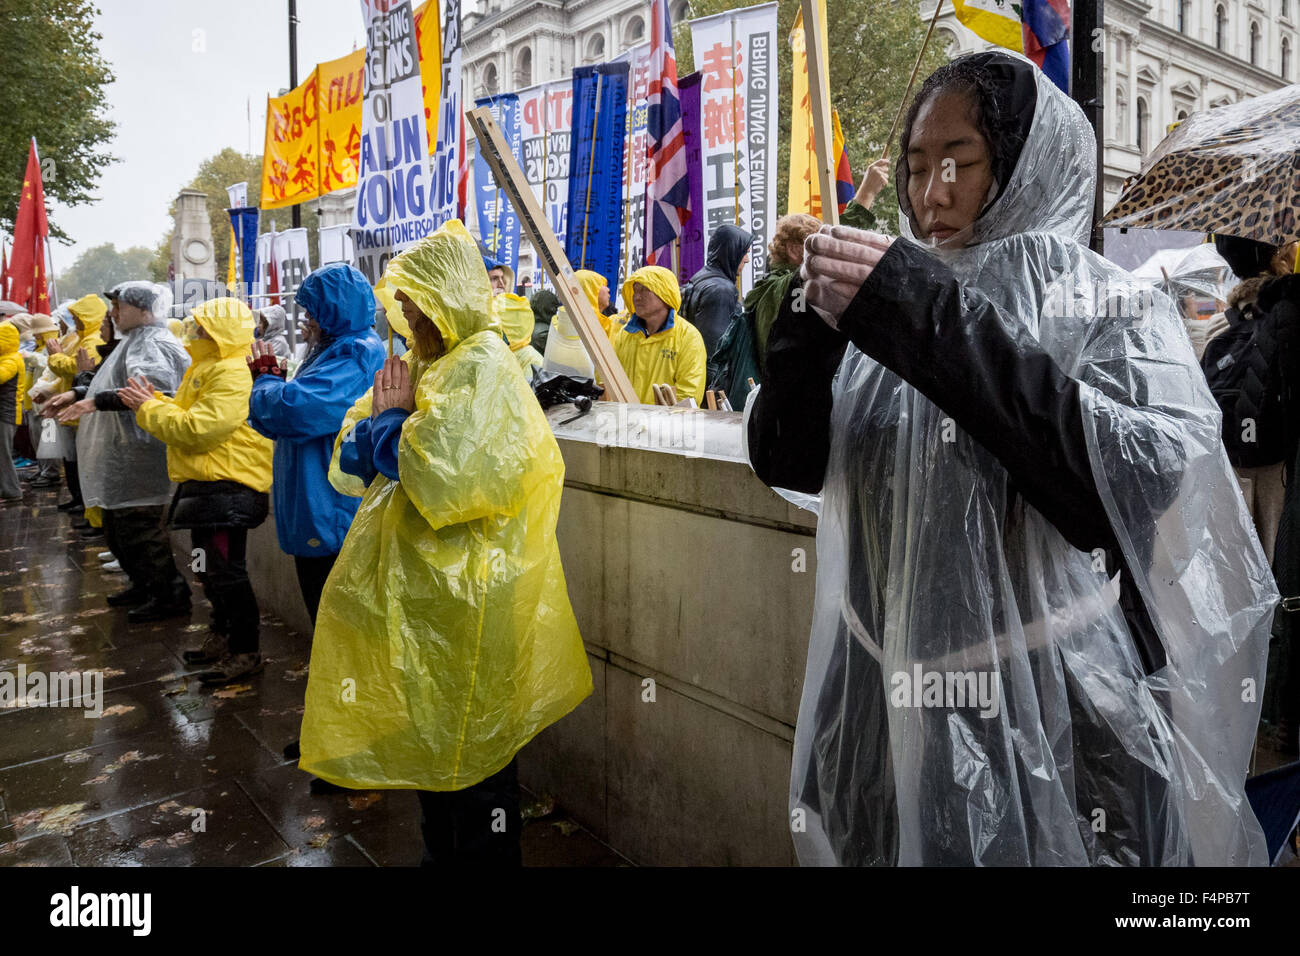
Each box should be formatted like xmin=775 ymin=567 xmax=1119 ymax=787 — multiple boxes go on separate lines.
xmin=300 ymin=221 xmax=591 ymax=866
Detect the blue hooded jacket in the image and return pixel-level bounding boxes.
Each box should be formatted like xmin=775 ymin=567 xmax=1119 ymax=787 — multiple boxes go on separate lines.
xmin=249 ymin=263 xmax=387 ymax=557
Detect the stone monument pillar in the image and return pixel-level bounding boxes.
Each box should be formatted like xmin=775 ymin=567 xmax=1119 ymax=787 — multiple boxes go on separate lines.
xmin=170 ymin=189 xmax=216 ymax=281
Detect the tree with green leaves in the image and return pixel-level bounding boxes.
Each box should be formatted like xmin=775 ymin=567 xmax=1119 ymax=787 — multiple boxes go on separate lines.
xmin=153 ymin=148 xmax=321 ymax=285
xmin=57 ymin=242 xmax=157 ymax=300
xmin=675 ymin=0 xmax=951 ymax=233
xmin=0 ymin=0 xmax=116 ymax=242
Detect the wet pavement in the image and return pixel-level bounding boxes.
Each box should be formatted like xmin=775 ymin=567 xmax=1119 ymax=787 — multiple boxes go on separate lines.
xmin=0 ymin=481 xmax=628 ymax=867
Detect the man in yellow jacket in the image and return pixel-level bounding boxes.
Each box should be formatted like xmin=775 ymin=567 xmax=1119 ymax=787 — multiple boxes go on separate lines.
xmin=609 ymin=266 xmax=707 ymax=406
xmin=118 ymin=298 xmax=273 ymax=683
xmin=300 ymin=221 xmax=591 ymax=865
xmin=0 ymin=322 xmax=25 ymax=501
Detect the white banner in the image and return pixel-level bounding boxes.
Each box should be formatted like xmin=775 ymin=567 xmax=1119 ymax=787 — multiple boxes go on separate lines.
xmin=319 ymin=224 xmax=356 ymax=266
xmin=226 ymin=181 xmax=248 ymax=208
xmin=254 ymin=227 xmax=311 ymax=316
xmin=430 ymin=0 xmax=463 ymax=228
xmin=351 ymin=0 xmax=437 ymax=285
xmin=689 ymin=3 xmax=778 ymax=295
xmin=614 ymin=42 xmax=651 ymax=299
xmin=515 ymin=78 xmax=573 ymax=289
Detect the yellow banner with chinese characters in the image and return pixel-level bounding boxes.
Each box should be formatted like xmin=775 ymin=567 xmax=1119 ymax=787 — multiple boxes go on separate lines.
xmin=789 ymin=3 xmax=828 ymax=216
xmin=260 ymin=0 xmax=441 ymax=210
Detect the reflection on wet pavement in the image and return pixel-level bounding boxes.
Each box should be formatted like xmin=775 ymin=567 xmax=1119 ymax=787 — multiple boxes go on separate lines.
xmin=0 ymin=485 xmax=626 ymax=867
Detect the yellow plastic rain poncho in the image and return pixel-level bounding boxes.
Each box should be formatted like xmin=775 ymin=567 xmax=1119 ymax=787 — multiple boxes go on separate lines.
xmin=574 ymin=269 xmax=611 ymax=335
xmin=610 ymin=266 xmax=707 ymax=405
xmin=135 ymin=298 xmax=272 ymax=490
xmin=301 ymin=220 xmax=591 ymax=791
xmin=47 ymin=294 xmax=107 ymax=391
xmin=0 ymin=322 xmax=25 ymax=425
xmin=496 ymin=291 xmax=544 ymax=376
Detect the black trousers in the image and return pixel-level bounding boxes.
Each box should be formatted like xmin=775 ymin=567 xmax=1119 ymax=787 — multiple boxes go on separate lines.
xmin=192 ymin=527 xmax=259 ymax=654
xmin=64 ymin=457 xmax=83 ymax=507
xmin=294 ymin=552 xmax=338 ymax=627
xmin=417 ymin=758 xmax=522 ymax=867
xmin=103 ymin=506 xmax=185 ymax=598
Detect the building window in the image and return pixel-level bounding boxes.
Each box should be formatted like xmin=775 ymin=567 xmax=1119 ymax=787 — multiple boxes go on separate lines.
xmin=1115 ymin=88 xmax=1128 ymax=142
xmin=1285 ymin=38 xmax=1293 ymax=79
xmin=1176 ymin=109 xmax=1188 ymax=121
xmin=515 ymin=46 xmax=532 ymax=87
xmin=1136 ymin=96 xmax=1150 ymax=153
xmin=1177 ymin=0 xmax=1189 ymax=33
xmin=625 ymin=15 xmax=645 ymax=46
xmin=586 ymin=32 xmax=605 ymax=63
xmin=670 ymin=0 xmax=690 ymax=23
xmin=483 ymin=62 xmax=499 ymax=96
xmin=1250 ymin=22 xmax=1260 ymax=65
xmin=1215 ymin=5 xmax=1227 ymax=51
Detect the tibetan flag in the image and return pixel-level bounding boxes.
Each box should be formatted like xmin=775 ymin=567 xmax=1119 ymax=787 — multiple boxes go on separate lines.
xmin=643 ymin=0 xmax=691 ymax=266
xmin=953 ymin=0 xmax=1071 ymax=93
xmin=1021 ymin=0 xmax=1071 ymax=92
xmin=832 ymin=110 xmax=854 ymax=215
xmin=9 ymin=139 xmax=49 ymax=312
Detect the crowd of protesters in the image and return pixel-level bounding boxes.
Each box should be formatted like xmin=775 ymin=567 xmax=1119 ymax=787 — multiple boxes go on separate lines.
xmin=2 ymin=48 xmax=1298 ymax=868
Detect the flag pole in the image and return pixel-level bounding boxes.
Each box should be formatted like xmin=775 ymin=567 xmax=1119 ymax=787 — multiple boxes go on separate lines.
xmin=881 ymin=0 xmax=946 ymax=162
xmin=579 ymin=71 xmax=604 ymax=269
xmin=800 ymin=0 xmax=838 ymax=226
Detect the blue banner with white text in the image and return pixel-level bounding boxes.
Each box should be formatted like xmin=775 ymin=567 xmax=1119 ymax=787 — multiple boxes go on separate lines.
xmin=565 ymin=62 xmax=628 ymax=292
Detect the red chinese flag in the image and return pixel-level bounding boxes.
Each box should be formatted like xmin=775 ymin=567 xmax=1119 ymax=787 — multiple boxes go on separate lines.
xmin=9 ymin=140 xmax=49 ymax=311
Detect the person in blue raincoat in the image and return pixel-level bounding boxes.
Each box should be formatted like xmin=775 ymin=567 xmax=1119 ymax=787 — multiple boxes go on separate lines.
xmin=247 ymin=262 xmax=386 ymax=617
xmin=246 ymin=263 xmax=386 ymax=762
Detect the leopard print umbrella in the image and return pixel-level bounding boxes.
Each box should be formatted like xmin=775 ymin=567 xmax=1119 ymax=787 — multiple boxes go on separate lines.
xmin=1102 ymin=84 xmax=1300 ymax=246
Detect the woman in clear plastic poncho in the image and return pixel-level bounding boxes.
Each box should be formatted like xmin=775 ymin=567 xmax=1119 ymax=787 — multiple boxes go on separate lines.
xmin=299 ymin=220 xmax=591 ymax=864
xmin=748 ymin=51 xmax=1276 ymax=866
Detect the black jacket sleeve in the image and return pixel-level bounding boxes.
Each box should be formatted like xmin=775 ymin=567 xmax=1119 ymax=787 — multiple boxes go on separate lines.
xmin=746 ymin=277 xmax=849 ymax=494
xmin=840 ymin=239 xmax=1169 ymax=673
xmin=837 ymin=238 xmax=1117 ymax=556
xmin=93 ymin=390 xmax=128 ymax=411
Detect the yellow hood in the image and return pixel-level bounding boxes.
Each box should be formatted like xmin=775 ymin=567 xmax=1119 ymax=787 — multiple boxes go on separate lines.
xmin=495 ymin=292 xmax=535 ymax=351
xmin=69 ymin=293 xmax=107 ymax=336
xmin=622 ymin=266 xmax=681 ymax=316
xmin=574 ymin=270 xmax=608 ymax=315
xmin=191 ymin=298 xmax=256 ymax=359
xmin=0 ymin=321 xmax=19 ymax=355
xmin=380 ymin=220 xmax=496 ymax=353
xmin=167 ymin=318 xmax=185 ymax=340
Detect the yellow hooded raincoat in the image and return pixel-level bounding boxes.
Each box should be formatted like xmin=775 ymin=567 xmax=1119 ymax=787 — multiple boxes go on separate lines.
xmin=0 ymin=322 xmax=25 ymax=426
xmin=610 ymin=266 xmax=707 ymax=405
xmin=573 ymin=269 xmax=611 ymax=335
xmin=496 ymin=291 xmax=544 ymax=376
xmin=47 ymin=293 xmax=107 ymax=392
xmin=300 ymin=220 xmax=591 ymax=791
xmin=135 ymin=298 xmax=272 ymax=490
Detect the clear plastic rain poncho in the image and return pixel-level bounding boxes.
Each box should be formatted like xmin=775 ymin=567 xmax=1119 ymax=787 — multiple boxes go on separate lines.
xmin=76 ymin=283 xmax=190 ymax=509
xmin=792 ymin=55 xmax=1276 ymax=866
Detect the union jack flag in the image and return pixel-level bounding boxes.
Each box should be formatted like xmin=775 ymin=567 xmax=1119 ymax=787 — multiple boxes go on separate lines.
xmin=643 ymin=0 xmax=691 ymax=266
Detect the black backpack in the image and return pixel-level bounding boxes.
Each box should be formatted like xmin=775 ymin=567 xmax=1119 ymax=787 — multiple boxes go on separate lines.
xmin=1201 ymin=304 xmax=1292 ymax=468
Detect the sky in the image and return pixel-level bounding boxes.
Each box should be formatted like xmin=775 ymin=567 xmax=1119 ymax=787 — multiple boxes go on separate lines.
xmin=48 ymin=0 xmax=368 ymax=275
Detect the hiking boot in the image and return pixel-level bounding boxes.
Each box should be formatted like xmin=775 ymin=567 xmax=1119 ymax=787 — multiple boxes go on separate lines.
xmin=70 ymin=516 xmax=90 ymax=529
xmin=196 ymin=652 xmax=264 ymax=686
xmin=56 ymin=497 xmax=80 ymax=510
xmin=183 ymin=631 xmax=229 ymax=666
xmin=127 ymin=594 xmax=192 ymax=624
xmin=102 ymin=560 xmax=123 ymax=573
xmin=97 ymin=551 xmax=114 ymax=561
xmin=283 ymin=739 xmax=300 ymax=761
xmin=78 ymin=525 xmax=103 ymax=538
xmin=106 ymin=584 xmax=150 ymax=608
xmin=309 ymin=776 xmax=347 ymax=795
